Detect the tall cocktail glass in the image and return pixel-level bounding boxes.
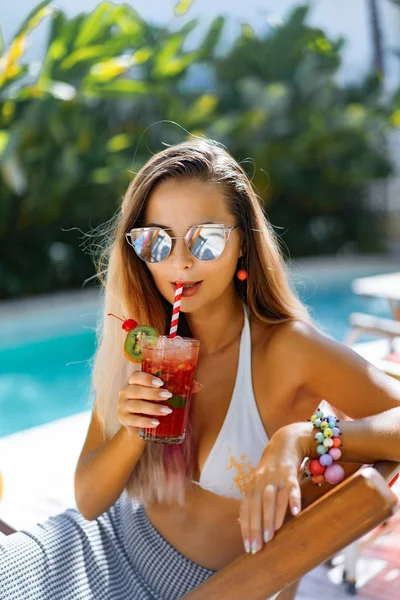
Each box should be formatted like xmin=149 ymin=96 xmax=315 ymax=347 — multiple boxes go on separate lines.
xmin=139 ymin=335 xmax=200 ymax=444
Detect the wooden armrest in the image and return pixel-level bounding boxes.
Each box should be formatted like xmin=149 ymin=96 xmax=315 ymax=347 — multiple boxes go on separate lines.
xmin=0 ymin=518 xmax=16 ymax=536
xmin=183 ymin=461 xmax=399 ymax=600
xmin=373 ymin=459 xmax=400 ymax=484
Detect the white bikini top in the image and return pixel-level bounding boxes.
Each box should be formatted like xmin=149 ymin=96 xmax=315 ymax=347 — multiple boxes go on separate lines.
xmin=193 ymin=304 xmax=269 ymax=500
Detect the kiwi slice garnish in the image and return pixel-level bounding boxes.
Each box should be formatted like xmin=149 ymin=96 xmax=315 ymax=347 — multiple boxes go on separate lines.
xmin=124 ymin=324 xmax=159 ymax=362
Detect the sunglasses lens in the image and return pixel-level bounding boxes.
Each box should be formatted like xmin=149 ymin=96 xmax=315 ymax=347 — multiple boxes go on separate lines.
xmin=127 ymin=225 xmax=228 ymax=262
xmin=186 ymin=225 xmax=226 ymax=261
xmin=129 ymin=228 xmax=172 ymax=263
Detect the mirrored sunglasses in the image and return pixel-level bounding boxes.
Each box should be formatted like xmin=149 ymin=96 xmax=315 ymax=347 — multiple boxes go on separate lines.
xmin=125 ymin=224 xmax=239 ymax=263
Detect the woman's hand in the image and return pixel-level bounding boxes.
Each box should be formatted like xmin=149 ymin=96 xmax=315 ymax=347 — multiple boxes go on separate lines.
xmin=239 ymin=422 xmax=312 ymax=554
xmin=117 ymin=371 xmax=203 ymax=436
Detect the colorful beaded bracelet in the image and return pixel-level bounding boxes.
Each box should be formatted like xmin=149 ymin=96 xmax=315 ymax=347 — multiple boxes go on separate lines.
xmin=304 ymin=409 xmax=345 ymax=486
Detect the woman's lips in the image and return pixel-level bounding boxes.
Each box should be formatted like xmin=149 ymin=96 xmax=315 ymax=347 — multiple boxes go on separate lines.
xmin=171 ymin=281 xmax=202 ymax=297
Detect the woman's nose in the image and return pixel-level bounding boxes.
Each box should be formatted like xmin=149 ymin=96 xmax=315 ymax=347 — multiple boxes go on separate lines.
xmin=170 ymin=237 xmax=194 ymax=269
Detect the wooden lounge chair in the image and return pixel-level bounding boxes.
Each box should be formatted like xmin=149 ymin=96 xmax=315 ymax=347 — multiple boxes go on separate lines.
xmin=1 ymin=460 xmax=398 ymax=600
xmin=346 ymin=313 xmax=400 ymax=381
xmin=346 ymin=312 xmax=400 ymax=347
xmin=350 ymin=272 xmax=400 ymax=322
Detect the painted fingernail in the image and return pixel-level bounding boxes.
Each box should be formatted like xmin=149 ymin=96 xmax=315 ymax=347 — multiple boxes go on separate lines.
xmin=292 ymin=506 xmax=300 ymax=516
xmin=159 ymin=391 xmax=172 ymax=398
xmin=150 ymin=420 xmax=160 ymax=426
xmin=251 ymin=540 xmax=259 ymax=554
xmin=159 ymin=407 xmax=173 ymax=414
xmin=152 ymin=378 xmax=163 ymax=386
xmin=264 ymin=530 xmax=270 ymax=543
xmin=244 ymin=539 xmax=251 ymax=554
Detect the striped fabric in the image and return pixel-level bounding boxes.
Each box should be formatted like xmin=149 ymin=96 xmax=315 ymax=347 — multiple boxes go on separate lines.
xmin=0 ymin=491 xmax=215 ymax=599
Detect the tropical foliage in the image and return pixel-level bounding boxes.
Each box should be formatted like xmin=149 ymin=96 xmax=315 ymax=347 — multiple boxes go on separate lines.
xmin=0 ymin=1 xmax=398 ymax=298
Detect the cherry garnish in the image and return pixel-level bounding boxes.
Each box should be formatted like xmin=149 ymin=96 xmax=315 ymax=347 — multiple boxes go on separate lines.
xmin=107 ymin=313 xmax=138 ymax=332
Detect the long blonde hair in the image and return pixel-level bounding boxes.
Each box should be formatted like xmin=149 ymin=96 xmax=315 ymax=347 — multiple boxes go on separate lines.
xmin=92 ymin=137 xmax=313 ymax=505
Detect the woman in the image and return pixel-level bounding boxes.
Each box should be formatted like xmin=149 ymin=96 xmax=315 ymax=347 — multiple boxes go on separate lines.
xmin=1 ymin=138 xmax=399 ymax=600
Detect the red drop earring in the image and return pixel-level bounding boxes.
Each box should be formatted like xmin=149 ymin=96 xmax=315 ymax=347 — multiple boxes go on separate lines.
xmin=236 ymin=256 xmax=248 ymax=281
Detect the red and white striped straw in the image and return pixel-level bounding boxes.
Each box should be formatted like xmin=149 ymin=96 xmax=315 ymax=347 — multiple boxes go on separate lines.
xmin=169 ymin=283 xmax=183 ymax=338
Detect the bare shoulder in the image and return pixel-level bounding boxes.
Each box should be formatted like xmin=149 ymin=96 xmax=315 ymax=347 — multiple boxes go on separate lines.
xmin=260 ymin=318 xmax=367 ymax=382
xmin=250 ymin=318 xmax=318 ymax=394
xmin=257 ymin=318 xmax=400 ymax=419
xmin=262 ymin=318 xmax=337 ymax=356
xmin=254 ymin=318 xmax=343 ymax=391
xmin=255 ymin=318 xmax=324 ymax=365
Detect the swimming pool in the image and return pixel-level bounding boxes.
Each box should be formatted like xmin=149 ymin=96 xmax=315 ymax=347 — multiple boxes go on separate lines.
xmin=0 ymin=258 xmax=397 ymax=437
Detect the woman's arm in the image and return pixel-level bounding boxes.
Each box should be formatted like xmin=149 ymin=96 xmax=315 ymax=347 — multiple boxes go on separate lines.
xmin=288 ymin=321 xmax=400 ymax=463
xmin=75 ymin=367 xmax=183 ymax=520
xmin=74 ymin=406 xmax=146 ymax=520
xmin=298 ymin=409 xmax=400 ymax=463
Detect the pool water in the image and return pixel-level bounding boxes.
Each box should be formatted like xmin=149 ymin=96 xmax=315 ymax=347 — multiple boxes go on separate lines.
xmin=0 ymin=331 xmax=95 ymax=437
xmin=0 ymin=266 xmax=394 ymax=437
xmin=294 ymin=274 xmax=392 ymax=340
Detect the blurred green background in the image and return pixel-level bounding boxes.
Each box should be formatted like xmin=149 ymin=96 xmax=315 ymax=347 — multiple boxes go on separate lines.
xmin=1 ymin=0 xmax=399 ymax=299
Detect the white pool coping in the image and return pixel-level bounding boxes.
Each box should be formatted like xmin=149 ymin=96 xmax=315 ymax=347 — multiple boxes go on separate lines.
xmin=0 ymin=410 xmax=91 ymax=531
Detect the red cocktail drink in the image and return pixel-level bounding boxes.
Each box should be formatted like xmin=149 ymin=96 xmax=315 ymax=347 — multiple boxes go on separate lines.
xmin=140 ymin=335 xmax=200 ymax=444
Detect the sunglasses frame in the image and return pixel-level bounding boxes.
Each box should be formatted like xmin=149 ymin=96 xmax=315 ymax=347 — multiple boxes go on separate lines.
xmin=125 ymin=223 xmax=239 ymax=263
